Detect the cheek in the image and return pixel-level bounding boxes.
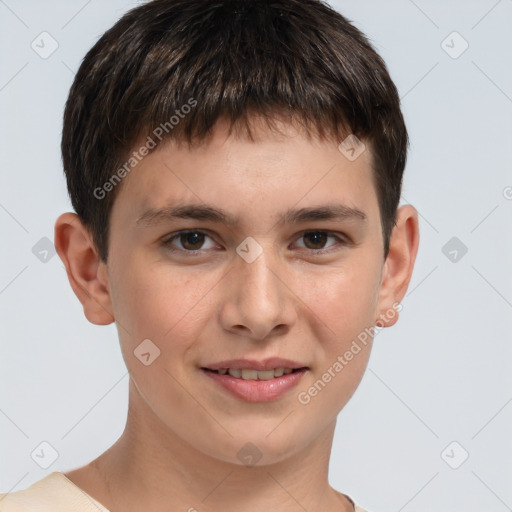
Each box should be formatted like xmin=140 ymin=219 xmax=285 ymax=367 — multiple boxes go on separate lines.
xmin=295 ymin=259 xmax=381 ymax=341
xmin=292 ymin=271 xmax=377 ymax=425
xmin=110 ymin=255 xmax=226 ymax=365
xmin=290 ymin=258 xmax=379 ymax=405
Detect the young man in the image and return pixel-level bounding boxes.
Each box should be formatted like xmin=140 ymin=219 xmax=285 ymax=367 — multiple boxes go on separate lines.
xmin=0 ymin=0 xmax=418 ymax=510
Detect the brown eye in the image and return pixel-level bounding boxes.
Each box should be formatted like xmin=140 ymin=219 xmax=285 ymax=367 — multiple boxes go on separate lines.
xmin=163 ymin=230 xmax=216 ymax=253
xmin=179 ymin=231 xmax=205 ymax=250
xmin=294 ymin=231 xmax=347 ymax=254
xmin=302 ymin=231 xmax=328 ymax=250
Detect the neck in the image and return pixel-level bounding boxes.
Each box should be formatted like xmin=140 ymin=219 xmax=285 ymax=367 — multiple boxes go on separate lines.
xmin=67 ymin=382 xmax=353 ymax=512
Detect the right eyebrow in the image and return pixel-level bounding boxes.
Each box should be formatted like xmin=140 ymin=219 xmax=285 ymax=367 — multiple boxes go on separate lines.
xmin=136 ymin=203 xmax=239 ymax=227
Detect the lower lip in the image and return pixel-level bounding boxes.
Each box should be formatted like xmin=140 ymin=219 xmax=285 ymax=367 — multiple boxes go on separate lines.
xmin=201 ymin=368 xmax=307 ymax=402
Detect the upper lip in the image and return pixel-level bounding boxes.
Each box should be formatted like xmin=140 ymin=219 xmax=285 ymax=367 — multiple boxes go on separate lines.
xmin=202 ymin=358 xmax=308 ymax=371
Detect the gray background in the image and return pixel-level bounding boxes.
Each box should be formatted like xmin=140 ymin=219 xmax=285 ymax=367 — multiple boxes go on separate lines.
xmin=1 ymin=1 xmax=511 ymax=510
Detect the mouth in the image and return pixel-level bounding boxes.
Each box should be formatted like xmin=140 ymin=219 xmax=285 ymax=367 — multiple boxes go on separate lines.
xmin=199 ymin=358 xmax=309 ymax=402
xmin=200 ymin=366 xmax=308 ymax=402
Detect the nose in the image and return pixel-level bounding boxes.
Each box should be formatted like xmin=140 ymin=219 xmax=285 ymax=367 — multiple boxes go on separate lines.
xmin=218 ymin=245 xmax=298 ymax=340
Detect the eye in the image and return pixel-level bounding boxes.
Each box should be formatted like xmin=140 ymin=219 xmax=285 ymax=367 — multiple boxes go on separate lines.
xmin=294 ymin=231 xmax=346 ymax=253
xmin=162 ymin=230 xmax=217 ymax=253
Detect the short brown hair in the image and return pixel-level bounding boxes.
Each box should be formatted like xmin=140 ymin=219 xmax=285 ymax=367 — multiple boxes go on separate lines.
xmin=62 ymin=0 xmax=408 ymax=261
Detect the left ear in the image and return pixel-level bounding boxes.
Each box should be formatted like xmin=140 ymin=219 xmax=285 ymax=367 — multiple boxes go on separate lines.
xmin=375 ymin=204 xmax=420 ymax=327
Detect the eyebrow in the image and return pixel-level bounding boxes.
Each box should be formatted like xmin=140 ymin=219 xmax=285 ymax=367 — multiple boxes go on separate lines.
xmin=135 ymin=202 xmax=367 ymax=227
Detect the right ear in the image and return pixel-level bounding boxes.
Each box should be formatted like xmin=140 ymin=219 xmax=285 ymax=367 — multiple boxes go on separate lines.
xmin=54 ymin=213 xmax=114 ymax=325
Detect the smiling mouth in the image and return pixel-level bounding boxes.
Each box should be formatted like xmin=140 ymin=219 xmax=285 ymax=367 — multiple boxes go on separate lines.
xmin=201 ymin=367 xmax=308 ymax=380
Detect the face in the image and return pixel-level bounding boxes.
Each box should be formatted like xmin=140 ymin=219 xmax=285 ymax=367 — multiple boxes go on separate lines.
xmin=94 ymin=119 xmax=395 ymax=465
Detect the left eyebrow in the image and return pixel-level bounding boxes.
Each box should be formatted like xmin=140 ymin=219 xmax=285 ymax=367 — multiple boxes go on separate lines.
xmin=135 ymin=202 xmax=367 ymax=228
xmin=282 ymin=204 xmax=367 ymax=224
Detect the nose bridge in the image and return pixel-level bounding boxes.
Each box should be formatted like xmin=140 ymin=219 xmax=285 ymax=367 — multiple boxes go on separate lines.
xmin=221 ymin=238 xmax=296 ymax=339
xmin=240 ymin=248 xmax=278 ymax=304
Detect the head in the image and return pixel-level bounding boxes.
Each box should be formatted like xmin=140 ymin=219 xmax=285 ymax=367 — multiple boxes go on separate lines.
xmin=61 ymin=0 xmax=408 ymax=262
xmin=56 ymin=0 xmax=419 ymax=467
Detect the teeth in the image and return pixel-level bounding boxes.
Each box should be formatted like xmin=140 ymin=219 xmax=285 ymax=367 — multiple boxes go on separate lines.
xmin=241 ymin=369 xmax=258 ymax=380
xmin=256 ymin=370 xmax=275 ymax=380
xmin=217 ymin=367 xmax=297 ymax=380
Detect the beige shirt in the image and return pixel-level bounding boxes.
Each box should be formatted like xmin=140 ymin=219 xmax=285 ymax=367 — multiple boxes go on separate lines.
xmin=0 ymin=472 xmax=368 ymax=511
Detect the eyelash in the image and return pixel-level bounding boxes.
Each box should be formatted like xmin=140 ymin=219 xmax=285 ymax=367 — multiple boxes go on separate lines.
xmin=161 ymin=229 xmax=350 ymax=256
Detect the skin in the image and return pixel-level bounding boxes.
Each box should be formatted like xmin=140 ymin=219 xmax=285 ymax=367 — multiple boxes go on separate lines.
xmin=55 ymin=117 xmax=419 ymax=512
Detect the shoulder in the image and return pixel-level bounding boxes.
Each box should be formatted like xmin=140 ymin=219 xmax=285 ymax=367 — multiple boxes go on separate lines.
xmin=338 ymin=491 xmax=370 ymax=512
xmin=336 ymin=489 xmax=370 ymax=512
xmin=0 ymin=472 xmax=109 ymax=512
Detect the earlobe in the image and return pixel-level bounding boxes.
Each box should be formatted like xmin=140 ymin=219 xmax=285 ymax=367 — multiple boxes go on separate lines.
xmin=54 ymin=213 xmax=114 ymax=326
xmin=376 ymin=204 xmax=420 ymax=328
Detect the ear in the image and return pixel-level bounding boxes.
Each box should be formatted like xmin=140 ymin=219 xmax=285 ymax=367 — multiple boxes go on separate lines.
xmin=54 ymin=213 xmax=114 ymax=325
xmin=375 ymin=204 xmax=419 ymax=328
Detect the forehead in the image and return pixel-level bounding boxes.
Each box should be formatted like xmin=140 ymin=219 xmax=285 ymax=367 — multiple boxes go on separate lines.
xmin=111 ymin=118 xmax=379 ymax=229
